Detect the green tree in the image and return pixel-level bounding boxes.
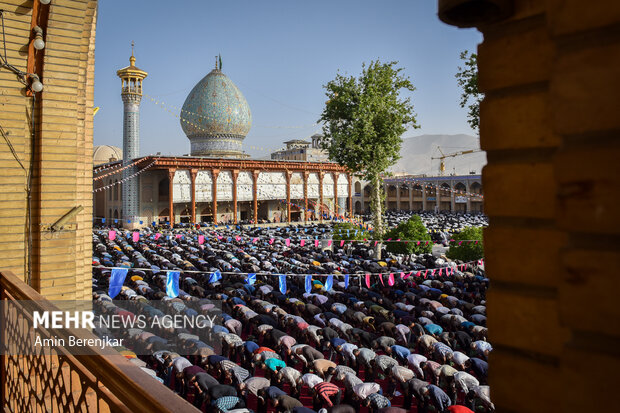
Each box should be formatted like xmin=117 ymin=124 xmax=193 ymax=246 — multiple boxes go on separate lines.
xmin=446 ymin=226 xmax=484 ymax=262
xmin=319 ymin=60 xmax=419 ymax=258
xmin=332 ymin=222 xmax=371 ymax=241
xmin=455 ymin=51 xmax=483 ymax=132
xmin=384 ymin=215 xmax=432 ymax=255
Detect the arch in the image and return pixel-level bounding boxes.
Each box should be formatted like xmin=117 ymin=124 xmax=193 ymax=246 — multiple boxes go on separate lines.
xmin=113 ymin=209 xmax=118 ymax=219
xmin=179 ymin=206 xmax=191 ymax=223
xmin=114 ymin=180 xmax=119 ymax=201
xmin=363 ymin=185 xmax=372 ymax=196
xmin=354 ymin=200 xmax=362 ymax=214
xmin=399 ymin=184 xmax=410 ymax=197
xmin=470 ymin=181 xmax=482 ymax=194
xmin=454 ymin=182 xmax=467 ymax=192
xmin=387 ymin=185 xmax=397 ymax=197
xmin=413 ymin=183 xmax=422 ymax=191
xmin=354 ymin=181 xmax=362 ymax=193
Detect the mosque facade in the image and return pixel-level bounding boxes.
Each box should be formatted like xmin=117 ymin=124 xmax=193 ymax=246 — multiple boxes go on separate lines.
xmin=94 ymin=54 xmax=351 ymax=227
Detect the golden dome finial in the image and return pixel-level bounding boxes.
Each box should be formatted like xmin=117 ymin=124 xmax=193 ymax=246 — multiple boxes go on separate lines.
xmin=129 ymin=41 xmax=136 ymax=66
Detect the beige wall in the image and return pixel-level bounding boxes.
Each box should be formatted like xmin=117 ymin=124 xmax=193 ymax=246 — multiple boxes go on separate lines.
xmin=0 ymin=0 xmax=97 ymax=300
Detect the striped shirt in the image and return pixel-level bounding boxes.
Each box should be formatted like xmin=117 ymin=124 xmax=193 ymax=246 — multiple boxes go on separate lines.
xmin=219 ymin=359 xmax=240 ymax=373
xmin=231 ymin=366 xmax=250 ymax=383
xmin=433 ymin=342 xmax=454 ymax=357
xmin=314 ymin=382 xmax=340 ymax=407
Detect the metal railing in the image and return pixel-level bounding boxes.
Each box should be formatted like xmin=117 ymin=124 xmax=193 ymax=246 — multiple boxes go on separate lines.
xmin=0 ymin=270 xmax=198 ymax=413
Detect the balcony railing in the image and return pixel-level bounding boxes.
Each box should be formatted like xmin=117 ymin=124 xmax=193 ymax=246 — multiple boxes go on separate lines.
xmin=0 ymin=270 xmax=198 ymax=413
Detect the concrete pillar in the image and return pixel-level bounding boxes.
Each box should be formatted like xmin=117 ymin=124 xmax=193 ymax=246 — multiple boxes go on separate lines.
xmin=252 ymin=170 xmax=259 ymax=224
xmin=348 ymin=174 xmax=353 ymax=218
xmin=168 ymin=168 xmax=175 ymax=225
xmin=319 ymin=171 xmax=324 ymax=222
xmin=451 ymin=179 xmax=456 ymax=212
xmin=333 ymin=172 xmax=339 ymax=218
xmin=303 ymin=171 xmax=309 ymax=223
xmin=232 ymin=169 xmax=239 ymax=224
xmin=190 ymin=169 xmax=197 ymax=224
xmin=212 ymin=169 xmax=219 ymax=225
xmin=286 ymin=171 xmax=292 ymax=223
xmin=407 ymin=183 xmax=413 ymax=211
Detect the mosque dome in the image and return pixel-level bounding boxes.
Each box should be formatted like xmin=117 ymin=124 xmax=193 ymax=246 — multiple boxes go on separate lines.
xmin=93 ymin=145 xmax=122 ymax=165
xmin=180 ymin=63 xmax=251 ymax=158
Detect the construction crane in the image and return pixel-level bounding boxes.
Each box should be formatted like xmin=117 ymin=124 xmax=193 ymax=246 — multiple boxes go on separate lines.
xmin=431 ymin=146 xmax=481 ymax=176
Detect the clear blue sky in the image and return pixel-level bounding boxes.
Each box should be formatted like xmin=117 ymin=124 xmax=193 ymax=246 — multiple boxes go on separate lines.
xmin=93 ymin=0 xmax=482 ymax=158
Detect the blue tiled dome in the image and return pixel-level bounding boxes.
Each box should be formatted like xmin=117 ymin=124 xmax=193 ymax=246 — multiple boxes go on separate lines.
xmin=181 ymin=68 xmax=251 ymax=158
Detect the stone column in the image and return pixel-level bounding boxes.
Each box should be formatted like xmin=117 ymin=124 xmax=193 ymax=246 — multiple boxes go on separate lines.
xmin=285 ymin=171 xmax=292 ymax=223
xmin=450 ymin=179 xmax=456 ymax=212
xmin=190 ymin=169 xmax=197 ymax=224
xmin=422 ymin=182 xmax=427 ymax=211
xmin=168 ymin=168 xmax=175 ymax=225
xmin=319 ymin=171 xmax=324 ymax=222
xmin=409 ymin=183 xmax=414 ymax=211
xmin=348 ymin=174 xmax=353 ymax=218
xmin=232 ymin=169 xmax=239 ymax=224
xmin=253 ymin=170 xmax=259 ymax=224
xmin=332 ymin=172 xmax=339 ymax=218
xmin=303 ymin=171 xmax=309 ymax=223
xmin=212 ymin=169 xmax=219 ymax=225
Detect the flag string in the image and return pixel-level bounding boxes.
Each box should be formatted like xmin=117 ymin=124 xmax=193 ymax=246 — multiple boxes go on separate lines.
xmin=93 ymin=258 xmax=484 ymax=278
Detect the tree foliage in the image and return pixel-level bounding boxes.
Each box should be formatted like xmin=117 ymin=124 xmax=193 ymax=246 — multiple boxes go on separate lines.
xmin=332 ymin=222 xmax=371 ymax=241
xmin=384 ymin=215 xmax=432 ymax=255
xmin=319 ymin=60 xmax=419 ymax=253
xmin=446 ymin=226 xmax=484 ymax=262
xmin=455 ymin=51 xmax=483 ymax=133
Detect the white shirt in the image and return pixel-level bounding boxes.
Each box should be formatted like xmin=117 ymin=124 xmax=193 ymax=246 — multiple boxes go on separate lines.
xmin=300 ymin=373 xmax=323 ymax=389
xmin=353 ymin=382 xmax=380 ymax=399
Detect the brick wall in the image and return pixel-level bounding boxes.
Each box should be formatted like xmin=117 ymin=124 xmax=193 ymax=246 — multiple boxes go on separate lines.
xmin=0 ymin=0 xmax=97 ymax=300
xmin=440 ymin=1 xmax=620 ymax=411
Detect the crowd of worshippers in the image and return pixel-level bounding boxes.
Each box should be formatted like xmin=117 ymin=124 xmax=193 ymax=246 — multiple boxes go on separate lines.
xmin=91 ymin=221 xmax=492 ymax=413
xmin=363 ymin=212 xmax=488 ymax=233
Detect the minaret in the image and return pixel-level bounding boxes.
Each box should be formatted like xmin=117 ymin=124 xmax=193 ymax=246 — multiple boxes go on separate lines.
xmin=116 ymin=42 xmax=147 ymax=228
